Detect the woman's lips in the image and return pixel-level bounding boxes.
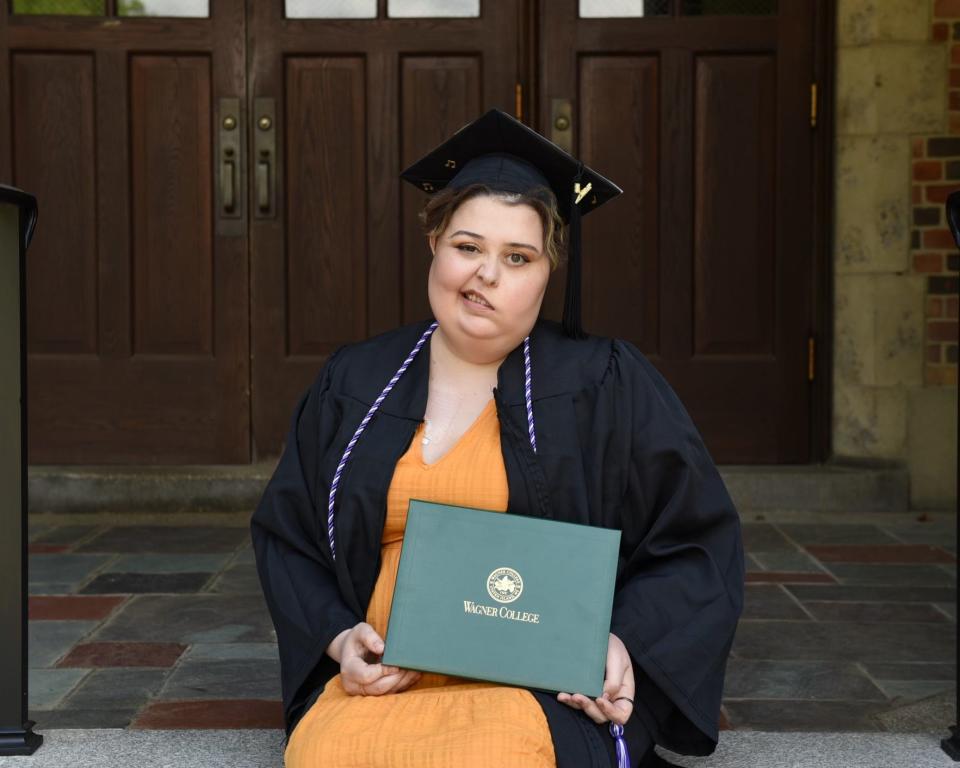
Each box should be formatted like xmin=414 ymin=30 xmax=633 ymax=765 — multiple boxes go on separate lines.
xmin=461 ymin=291 xmax=494 ymax=311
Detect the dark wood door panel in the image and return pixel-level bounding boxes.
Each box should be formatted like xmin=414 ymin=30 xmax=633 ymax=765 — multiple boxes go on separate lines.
xmin=541 ymin=0 xmax=814 ymax=463
xmin=4 ymin=3 xmax=250 ymax=464
xmin=249 ymin=2 xmax=521 ymax=458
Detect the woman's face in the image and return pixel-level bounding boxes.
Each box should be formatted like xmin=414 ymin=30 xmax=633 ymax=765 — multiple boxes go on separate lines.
xmin=427 ymin=194 xmax=551 ymax=361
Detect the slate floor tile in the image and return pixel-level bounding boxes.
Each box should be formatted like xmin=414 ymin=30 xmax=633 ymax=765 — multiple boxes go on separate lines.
xmin=131 ymin=699 xmax=283 ymax=729
xmin=29 ymin=554 xmax=113 ymax=587
xmin=741 ymin=585 xmax=810 ymax=621
xmin=233 ymin=547 xmax=256 ymax=565
xmin=732 ymin=620 xmax=955 ymax=663
xmin=724 ymin=659 xmax=886 ymax=701
xmin=28 ymin=544 xmax=70 ymax=554
xmin=77 ymin=526 xmax=248 ymax=554
xmin=745 ymin=571 xmax=836 ymax=584
xmin=861 ymin=661 xmax=956 ymax=681
xmin=749 ymin=550 xmax=825 ymax=572
xmin=157 ymin=659 xmax=281 ymax=700
xmin=875 ymin=680 xmax=955 ymax=701
xmin=723 ymin=699 xmax=890 ymax=731
xmin=785 ymin=584 xmax=956 ymax=603
xmin=57 ymin=641 xmax=187 ymax=668
xmin=741 ymin=524 xmax=796 ymax=552
xmin=28 ymin=582 xmax=82 ymax=596
xmin=60 ymin=668 xmax=168 ymax=709
xmin=29 ymin=595 xmax=127 ymax=621
xmin=31 ymin=526 xmax=103 ymax=547
xmin=29 ymin=708 xmax=138 ymax=728
xmin=801 ymin=601 xmax=950 ymax=623
xmin=936 ymin=602 xmax=956 ymax=620
xmin=28 ymin=668 xmax=90 ymax=709
xmin=89 ymin=594 xmax=274 ymax=644
xmin=104 ymin=553 xmax=233 ymax=574
xmin=79 ymin=572 xmax=213 ymax=594
xmin=184 ymin=643 xmax=279 ymax=661
xmin=809 ymin=544 xmax=956 ymax=564
xmin=880 ymin=524 xmax=957 ymax=547
xmin=207 ymin=564 xmax=261 ymax=593
xmin=775 ymin=524 xmax=901 ymax=546
xmin=29 ymin=620 xmax=100 ymax=668
xmin=820 ymin=563 xmax=954 ymax=587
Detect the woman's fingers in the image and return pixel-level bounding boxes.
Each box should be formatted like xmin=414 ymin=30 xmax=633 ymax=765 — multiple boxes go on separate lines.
xmin=557 ymin=691 xmax=631 ymax=725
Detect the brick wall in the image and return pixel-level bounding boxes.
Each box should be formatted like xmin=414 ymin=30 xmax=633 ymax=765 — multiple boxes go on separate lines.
xmin=914 ymin=2 xmax=960 ymax=386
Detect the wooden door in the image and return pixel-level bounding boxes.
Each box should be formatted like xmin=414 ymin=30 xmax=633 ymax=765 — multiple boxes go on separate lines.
xmin=248 ymin=0 xmax=523 ymax=458
xmin=539 ymin=0 xmax=814 ymax=463
xmin=1 ymin=0 xmax=250 ymax=463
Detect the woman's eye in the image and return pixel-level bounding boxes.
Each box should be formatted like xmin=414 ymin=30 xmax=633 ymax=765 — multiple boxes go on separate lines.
xmin=507 ymin=252 xmax=529 ymax=265
xmin=457 ymin=244 xmax=479 ymax=253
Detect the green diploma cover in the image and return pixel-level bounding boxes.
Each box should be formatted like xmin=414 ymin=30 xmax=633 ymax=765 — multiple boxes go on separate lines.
xmin=381 ymin=499 xmax=621 ymax=698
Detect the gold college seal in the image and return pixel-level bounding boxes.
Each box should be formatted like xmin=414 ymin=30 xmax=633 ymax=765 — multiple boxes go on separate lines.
xmin=487 ymin=566 xmax=523 ymax=603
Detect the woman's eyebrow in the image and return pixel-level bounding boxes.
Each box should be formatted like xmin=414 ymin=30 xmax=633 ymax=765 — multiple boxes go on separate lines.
xmin=448 ymin=229 xmax=540 ymax=252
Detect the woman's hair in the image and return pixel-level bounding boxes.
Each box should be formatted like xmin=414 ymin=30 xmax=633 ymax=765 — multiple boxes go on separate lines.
xmin=417 ymin=183 xmax=566 ymax=271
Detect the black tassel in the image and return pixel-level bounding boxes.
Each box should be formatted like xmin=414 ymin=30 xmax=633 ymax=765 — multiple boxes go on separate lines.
xmin=562 ymin=165 xmax=586 ymax=339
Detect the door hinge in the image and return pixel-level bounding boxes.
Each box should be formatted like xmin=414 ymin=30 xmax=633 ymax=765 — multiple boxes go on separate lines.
xmin=808 ymin=335 xmax=815 ymax=381
xmin=515 ymin=82 xmax=523 ymax=121
xmin=810 ymin=82 xmax=817 ymax=128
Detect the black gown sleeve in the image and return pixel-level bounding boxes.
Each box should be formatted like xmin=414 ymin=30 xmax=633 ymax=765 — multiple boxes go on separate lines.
xmin=605 ymin=339 xmax=745 ymax=756
xmin=249 ymin=346 xmax=363 ymax=740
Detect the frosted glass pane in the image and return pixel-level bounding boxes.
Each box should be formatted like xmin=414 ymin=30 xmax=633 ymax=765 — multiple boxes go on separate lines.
xmin=286 ymin=0 xmax=376 ymax=17
xmin=579 ymin=0 xmax=670 ymax=16
xmin=13 ymin=0 xmax=104 ymax=14
xmin=118 ymin=0 xmax=208 ymax=15
xmin=388 ymin=0 xmax=479 ymax=17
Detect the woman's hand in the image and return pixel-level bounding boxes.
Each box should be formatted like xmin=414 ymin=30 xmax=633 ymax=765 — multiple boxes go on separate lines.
xmin=337 ymin=622 xmax=422 ymax=696
xmin=556 ymin=632 xmax=635 ymax=725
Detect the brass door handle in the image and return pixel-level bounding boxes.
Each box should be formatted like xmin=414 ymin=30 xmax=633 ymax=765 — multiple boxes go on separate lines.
xmin=254 ymin=98 xmax=276 ymax=218
xmin=222 ymin=152 xmax=236 ymax=213
xmin=217 ymin=97 xmax=242 ymax=235
xmin=257 ymin=154 xmax=270 ymax=212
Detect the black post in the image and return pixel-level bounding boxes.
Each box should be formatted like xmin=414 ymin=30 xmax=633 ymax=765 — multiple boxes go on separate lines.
xmin=941 ymin=190 xmax=960 ymax=761
xmin=0 ymin=185 xmax=41 ymax=756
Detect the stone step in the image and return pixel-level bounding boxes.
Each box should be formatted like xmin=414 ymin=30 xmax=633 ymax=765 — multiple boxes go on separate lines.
xmin=26 ymin=461 xmax=912 ymax=514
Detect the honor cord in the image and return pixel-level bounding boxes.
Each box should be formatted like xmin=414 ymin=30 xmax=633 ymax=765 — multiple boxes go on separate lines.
xmin=327 ymin=322 xmax=537 ymax=560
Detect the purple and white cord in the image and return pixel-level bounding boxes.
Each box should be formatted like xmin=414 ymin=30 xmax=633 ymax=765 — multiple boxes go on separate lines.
xmin=609 ymin=722 xmax=631 ymax=768
xmin=326 ymin=321 xmax=438 ymax=561
xmin=522 ymin=335 xmax=537 ymax=453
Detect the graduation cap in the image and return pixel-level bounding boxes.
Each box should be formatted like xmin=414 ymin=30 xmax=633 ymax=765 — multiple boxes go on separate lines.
xmin=399 ymin=108 xmax=623 ymax=339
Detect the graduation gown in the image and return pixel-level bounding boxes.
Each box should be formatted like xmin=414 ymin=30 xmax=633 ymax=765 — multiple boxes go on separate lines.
xmin=250 ymin=317 xmax=745 ymax=768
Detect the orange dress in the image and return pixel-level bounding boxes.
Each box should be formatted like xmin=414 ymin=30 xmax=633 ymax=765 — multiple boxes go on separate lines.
xmin=284 ymin=399 xmax=557 ymax=768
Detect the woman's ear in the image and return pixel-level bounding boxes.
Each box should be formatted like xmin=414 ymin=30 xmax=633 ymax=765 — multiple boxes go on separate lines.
xmin=428 ymin=234 xmax=437 ymax=256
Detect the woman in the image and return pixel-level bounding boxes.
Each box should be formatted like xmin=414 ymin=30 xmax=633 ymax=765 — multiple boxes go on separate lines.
xmin=251 ymin=109 xmax=745 ymax=768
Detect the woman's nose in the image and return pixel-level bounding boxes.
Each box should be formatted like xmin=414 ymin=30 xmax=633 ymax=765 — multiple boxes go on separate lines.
xmin=476 ymin=254 xmax=499 ymax=285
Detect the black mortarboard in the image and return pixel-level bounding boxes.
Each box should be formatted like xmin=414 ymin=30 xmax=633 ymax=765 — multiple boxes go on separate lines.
xmin=399 ymin=108 xmax=622 ymax=339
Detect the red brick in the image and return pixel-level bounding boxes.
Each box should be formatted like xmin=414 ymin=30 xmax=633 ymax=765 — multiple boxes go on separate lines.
xmin=29 ymin=595 xmax=126 ymax=621
xmin=936 ymin=22 xmax=951 ymax=41
xmin=926 ymin=365 xmax=958 ymax=385
xmin=929 ymin=319 xmax=960 ymax=341
xmin=57 ymin=641 xmax=186 ymax=668
xmin=805 ymin=544 xmax=956 ymax=563
xmin=28 ymin=543 xmax=70 ymax=554
xmin=913 ymin=137 xmax=927 ymax=158
xmin=927 ymin=184 xmax=960 ymax=203
xmin=948 ymin=296 xmax=959 ymax=317
xmin=936 ymin=0 xmax=960 ymax=17
xmin=953 ymin=91 xmax=960 ymax=111
xmin=952 ymin=44 xmax=960 ymax=66
xmin=914 ymin=185 xmax=924 ymax=204
xmin=914 ymin=252 xmax=945 ymax=272
xmin=915 ymin=160 xmax=944 ymax=181
xmin=929 ymin=296 xmax=945 ymax=316
xmin=132 ymin=699 xmax=284 ymax=729
xmin=952 ymin=69 xmax=960 ymax=88
xmin=952 ymin=113 xmax=960 ymax=135
xmin=744 ymin=572 xmax=836 ymax=584
xmin=923 ymin=228 xmax=957 ymax=248
xmin=928 ymin=343 xmax=944 ymax=363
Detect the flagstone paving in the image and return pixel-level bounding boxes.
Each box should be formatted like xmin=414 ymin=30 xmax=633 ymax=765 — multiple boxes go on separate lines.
xmin=21 ymin=511 xmax=958 ymax=735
